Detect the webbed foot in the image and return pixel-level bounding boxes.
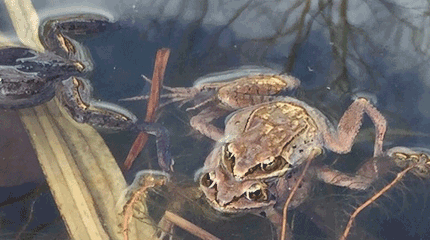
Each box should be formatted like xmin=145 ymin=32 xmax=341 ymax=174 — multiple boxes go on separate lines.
xmin=119 ymin=74 xmax=201 ymax=108
xmin=387 ymin=146 xmax=430 ymax=177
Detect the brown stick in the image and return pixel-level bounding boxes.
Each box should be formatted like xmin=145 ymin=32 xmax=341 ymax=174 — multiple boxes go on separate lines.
xmin=280 ymin=149 xmax=319 ymax=240
xmin=340 ymin=164 xmax=416 ymax=240
xmin=123 ymin=48 xmax=171 ymax=170
xmin=162 ymin=211 xmax=221 ymax=240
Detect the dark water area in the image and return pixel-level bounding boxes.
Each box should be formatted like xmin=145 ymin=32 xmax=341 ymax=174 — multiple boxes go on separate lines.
xmin=2 ymin=0 xmax=430 ymax=239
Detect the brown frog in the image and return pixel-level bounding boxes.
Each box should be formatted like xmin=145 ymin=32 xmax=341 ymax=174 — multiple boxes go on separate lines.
xmin=124 ymin=66 xmax=386 ymax=179
xmin=197 ymin=145 xmax=430 ymax=239
xmin=0 ymin=14 xmax=173 ymax=171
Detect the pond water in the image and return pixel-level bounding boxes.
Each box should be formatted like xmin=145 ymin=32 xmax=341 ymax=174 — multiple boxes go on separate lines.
xmin=1 ymin=0 xmax=430 ymax=239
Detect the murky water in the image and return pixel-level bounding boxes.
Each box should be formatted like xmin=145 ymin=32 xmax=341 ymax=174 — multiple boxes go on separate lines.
xmin=2 ymin=0 xmax=430 ymax=239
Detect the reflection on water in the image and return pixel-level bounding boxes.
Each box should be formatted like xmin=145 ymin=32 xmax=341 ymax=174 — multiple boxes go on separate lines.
xmin=1 ymin=0 xmax=430 ymax=239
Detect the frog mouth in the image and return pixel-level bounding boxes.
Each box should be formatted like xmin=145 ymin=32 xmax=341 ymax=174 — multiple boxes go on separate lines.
xmin=207 ymin=189 xmax=277 ymax=213
xmin=208 ymin=198 xmax=277 ymax=214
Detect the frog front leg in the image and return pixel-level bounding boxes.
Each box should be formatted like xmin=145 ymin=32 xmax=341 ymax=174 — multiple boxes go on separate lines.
xmin=56 ymin=77 xmax=173 ymax=171
xmin=323 ymin=98 xmax=387 ymax=157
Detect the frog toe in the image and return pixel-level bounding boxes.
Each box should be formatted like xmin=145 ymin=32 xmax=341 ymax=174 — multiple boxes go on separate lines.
xmin=387 ymin=146 xmax=430 ymax=177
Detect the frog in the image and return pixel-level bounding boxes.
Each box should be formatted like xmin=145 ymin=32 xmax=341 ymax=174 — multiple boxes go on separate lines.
xmin=124 ymin=66 xmax=386 ymax=179
xmin=196 ymin=144 xmax=430 ymax=239
xmin=0 ymin=14 xmax=173 ymax=171
xmin=0 ymin=14 xmax=134 ymax=129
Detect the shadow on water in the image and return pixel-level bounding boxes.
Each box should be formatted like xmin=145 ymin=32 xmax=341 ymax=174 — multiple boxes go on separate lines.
xmin=2 ymin=0 xmax=430 ymax=239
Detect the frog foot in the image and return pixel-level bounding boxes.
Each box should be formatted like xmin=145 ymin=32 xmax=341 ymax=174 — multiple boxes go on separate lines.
xmin=387 ymin=146 xmax=430 ymax=177
xmin=119 ymin=74 xmax=200 ymax=108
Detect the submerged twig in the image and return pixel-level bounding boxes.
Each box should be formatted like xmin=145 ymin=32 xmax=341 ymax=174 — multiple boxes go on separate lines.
xmin=123 ymin=48 xmax=171 ymax=170
xmin=15 ymin=198 xmax=37 ymax=240
xmin=162 ymin=211 xmax=220 ymax=240
xmin=280 ymin=149 xmax=317 ymax=240
xmin=340 ymin=163 xmax=416 ymax=240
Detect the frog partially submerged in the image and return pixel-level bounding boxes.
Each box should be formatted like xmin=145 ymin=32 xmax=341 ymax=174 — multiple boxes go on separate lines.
xmin=125 ymin=66 xmax=386 ymax=179
xmin=0 ymin=14 xmax=172 ymax=171
xmin=196 ymin=144 xmax=430 ymax=239
xmin=124 ymin=67 xmax=430 ymax=238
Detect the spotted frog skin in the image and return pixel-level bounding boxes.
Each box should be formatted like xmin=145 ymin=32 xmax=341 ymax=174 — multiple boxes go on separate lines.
xmin=196 ymin=144 xmax=430 ymax=239
xmin=0 ymin=14 xmax=173 ymax=171
xmin=126 ymin=66 xmax=386 ymax=179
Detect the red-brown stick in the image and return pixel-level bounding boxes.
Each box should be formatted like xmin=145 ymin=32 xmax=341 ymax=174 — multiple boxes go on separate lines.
xmin=123 ymin=48 xmax=170 ymax=170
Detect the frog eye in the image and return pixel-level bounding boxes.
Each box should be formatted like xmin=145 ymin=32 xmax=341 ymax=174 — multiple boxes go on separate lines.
xmin=261 ymin=156 xmax=287 ymax=172
xmin=246 ymin=183 xmax=268 ymax=202
xmin=222 ymin=144 xmax=235 ymax=172
xmin=200 ymin=171 xmax=216 ymax=188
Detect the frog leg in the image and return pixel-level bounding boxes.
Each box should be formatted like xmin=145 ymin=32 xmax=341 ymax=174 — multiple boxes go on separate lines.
xmin=131 ymin=121 xmax=173 ymax=172
xmin=56 ymin=77 xmax=137 ymax=130
xmin=323 ymin=98 xmax=387 ymax=157
xmin=122 ymin=82 xmax=227 ymax=141
xmin=315 ymin=159 xmax=387 ymax=190
xmin=41 ymin=14 xmax=112 ymax=56
xmin=41 ymin=14 xmax=114 ymax=73
xmin=190 ymin=107 xmax=229 ymax=141
xmin=0 ymin=47 xmax=80 ymax=109
xmin=57 ymin=76 xmax=173 ymax=171
xmin=317 ymin=146 xmax=430 ymax=190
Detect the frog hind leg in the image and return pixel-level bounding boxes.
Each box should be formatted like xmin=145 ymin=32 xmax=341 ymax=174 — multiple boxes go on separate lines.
xmin=316 ymin=146 xmax=430 ymax=190
xmin=323 ymin=98 xmax=387 ymax=157
xmin=315 ymin=157 xmax=392 ymax=190
xmin=131 ymin=121 xmax=173 ymax=172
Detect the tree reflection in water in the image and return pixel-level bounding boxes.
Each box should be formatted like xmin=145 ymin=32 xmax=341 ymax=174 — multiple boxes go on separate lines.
xmin=1 ymin=0 xmax=430 ymax=239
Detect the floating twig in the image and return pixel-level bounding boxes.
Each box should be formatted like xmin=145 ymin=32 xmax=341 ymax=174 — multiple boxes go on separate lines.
xmin=123 ymin=48 xmax=171 ymax=170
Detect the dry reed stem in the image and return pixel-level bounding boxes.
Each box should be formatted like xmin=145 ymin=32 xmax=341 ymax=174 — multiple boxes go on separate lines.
xmin=340 ymin=163 xmax=416 ymax=240
xmin=124 ymin=48 xmax=171 ymax=170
